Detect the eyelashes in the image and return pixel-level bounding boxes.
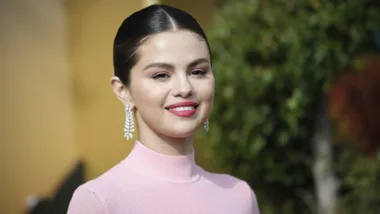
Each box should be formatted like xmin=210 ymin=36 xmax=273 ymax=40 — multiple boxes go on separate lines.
xmin=152 ymin=69 xmax=209 ymax=80
xmin=191 ymin=69 xmax=208 ymax=76
xmin=152 ymin=73 xmax=170 ymax=79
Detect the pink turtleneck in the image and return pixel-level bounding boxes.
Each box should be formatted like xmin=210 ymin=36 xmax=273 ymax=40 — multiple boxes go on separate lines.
xmin=67 ymin=141 xmax=260 ymax=214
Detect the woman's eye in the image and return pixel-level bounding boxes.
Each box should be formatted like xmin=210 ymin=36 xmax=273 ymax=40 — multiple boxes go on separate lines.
xmin=152 ymin=73 xmax=170 ymax=79
xmin=191 ymin=69 xmax=207 ymax=76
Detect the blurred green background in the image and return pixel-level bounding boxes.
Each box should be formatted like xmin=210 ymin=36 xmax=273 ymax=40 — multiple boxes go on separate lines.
xmin=199 ymin=0 xmax=380 ymax=213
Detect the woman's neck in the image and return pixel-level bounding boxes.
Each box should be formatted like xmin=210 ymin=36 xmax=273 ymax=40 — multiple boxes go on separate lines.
xmin=137 ymin=126 xmax=194 ymax=156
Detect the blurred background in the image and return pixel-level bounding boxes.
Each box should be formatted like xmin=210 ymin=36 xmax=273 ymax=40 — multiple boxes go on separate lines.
xmin=0 ymin=0 xmax=379 ymax=213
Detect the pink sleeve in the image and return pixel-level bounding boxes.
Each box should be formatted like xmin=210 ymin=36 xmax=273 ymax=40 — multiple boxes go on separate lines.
xmin=67 ymin=185 xmax=108 ymax=214
xmin=251 ymin=189 xmax=260 ymax=214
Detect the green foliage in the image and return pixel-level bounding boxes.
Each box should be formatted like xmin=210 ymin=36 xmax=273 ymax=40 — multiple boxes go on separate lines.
xmin=205 ymin=0 xmax=380 ymax=212
xmin=336 ymin=150 xmax=380 ymax=214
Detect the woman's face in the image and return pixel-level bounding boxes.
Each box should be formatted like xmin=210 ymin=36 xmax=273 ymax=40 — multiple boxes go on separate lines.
xmin=128 ymin=30 xmax=214 ymax=138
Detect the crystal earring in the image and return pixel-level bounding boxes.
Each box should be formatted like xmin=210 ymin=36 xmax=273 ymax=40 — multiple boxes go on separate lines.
xmin=124 ymin=105 xmax=135 ymax=140
xmin=204 ymin=119 xmax=209 ymax=132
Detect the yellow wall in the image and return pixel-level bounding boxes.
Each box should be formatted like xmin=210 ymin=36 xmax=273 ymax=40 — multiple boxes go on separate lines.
xmin=67 ymin=0 xmax=144 ymax=180
xmin=0 ymin=0 xmax=76 ymax=213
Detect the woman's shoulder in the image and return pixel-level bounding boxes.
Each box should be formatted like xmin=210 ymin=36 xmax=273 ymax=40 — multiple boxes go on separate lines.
xmin=198 ymin=168 xmax=255 ymax=193
xmin=67 ymin=163 xmax=131 ymax=213
xmin=75 ymin=161 xmax=131 ymax=192
xmin=199 ymin=167 xmax=252 ymax=188
xmin=67 ymin=178 xmax=109 ymax=213
xmin=72 ymin=162 xmax=132 ymax=197
xmin=198 ymin=168 xmax=260 ymax=212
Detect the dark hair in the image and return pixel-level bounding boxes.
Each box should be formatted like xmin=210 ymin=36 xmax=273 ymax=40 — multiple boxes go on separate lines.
xmin=113 ymin=4 xmax=211 ymax=86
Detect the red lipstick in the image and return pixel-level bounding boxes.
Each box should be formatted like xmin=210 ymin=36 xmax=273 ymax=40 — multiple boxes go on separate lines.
xmin=166 ymin=101 xmax=198 ymax=117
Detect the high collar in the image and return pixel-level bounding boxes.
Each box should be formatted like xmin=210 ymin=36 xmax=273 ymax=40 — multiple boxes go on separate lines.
xmin=122 ymin=141 xmax=200 ymax=183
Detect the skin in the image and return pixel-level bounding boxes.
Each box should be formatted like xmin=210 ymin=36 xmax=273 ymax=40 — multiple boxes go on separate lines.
xmin=111 ymin=30 xmax=215 ymax=156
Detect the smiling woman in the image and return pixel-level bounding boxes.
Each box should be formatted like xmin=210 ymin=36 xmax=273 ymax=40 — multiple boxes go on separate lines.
xmin=116 ymin=30 xmax=214 ymax=151
xmin=67 ymin=4 xmax=260 ymax=214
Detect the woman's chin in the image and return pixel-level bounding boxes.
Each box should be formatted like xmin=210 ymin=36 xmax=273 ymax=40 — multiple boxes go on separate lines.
xmin=163 ymin=129 xmax=198 ymax=139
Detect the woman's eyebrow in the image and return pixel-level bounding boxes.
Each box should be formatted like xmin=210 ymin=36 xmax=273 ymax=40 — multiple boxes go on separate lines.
xmin=142 ymin=58 xmax=210 ymax=71
xmin=143 ymin=62 xmax=174 ymax=71
xmin=187 ymin=58 xmax=210 ymax=70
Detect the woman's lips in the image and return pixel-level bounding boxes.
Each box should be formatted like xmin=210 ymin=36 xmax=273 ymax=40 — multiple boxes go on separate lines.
xmin=166 ymin=101 xmax=198 ymax=117
xmin=167 ymin=106 xmax=197 ymax=117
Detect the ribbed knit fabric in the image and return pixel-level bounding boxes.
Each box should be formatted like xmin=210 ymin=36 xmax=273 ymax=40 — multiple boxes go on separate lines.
xmin=67 ymin=141 xmax=260 ymax=214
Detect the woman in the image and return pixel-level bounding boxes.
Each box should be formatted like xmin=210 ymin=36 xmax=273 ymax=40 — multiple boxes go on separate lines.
xmin=67 ymin=4 xmax=260 ymax=214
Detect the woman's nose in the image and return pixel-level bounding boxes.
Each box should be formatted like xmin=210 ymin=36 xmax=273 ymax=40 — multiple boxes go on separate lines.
xmin=173 ymin=75 xmax=193 ymax=98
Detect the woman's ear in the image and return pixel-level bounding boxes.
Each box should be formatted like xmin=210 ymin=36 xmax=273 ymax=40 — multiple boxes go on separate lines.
xmin=110 ymin=76 xmax=135 ymax=108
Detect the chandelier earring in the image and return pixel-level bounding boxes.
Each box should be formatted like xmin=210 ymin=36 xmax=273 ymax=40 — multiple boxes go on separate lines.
xmin=204 ymin=119 xmax=209 ymax=132
xmin=124 ymin=105 xmax=135 ymax=140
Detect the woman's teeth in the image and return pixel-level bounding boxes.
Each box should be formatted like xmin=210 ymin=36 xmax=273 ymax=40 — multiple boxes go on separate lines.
xmin=170 ymin=106 xmax=195 ymax=111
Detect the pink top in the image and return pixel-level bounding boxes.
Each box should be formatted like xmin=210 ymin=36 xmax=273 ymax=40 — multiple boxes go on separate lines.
xmin=67 ymin=141 xmax=260 ymax=214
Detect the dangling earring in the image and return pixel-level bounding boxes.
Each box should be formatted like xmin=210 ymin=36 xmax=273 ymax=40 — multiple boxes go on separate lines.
xmin=124 ymin=105 xmax=135 ymax=140
xmin=204 ymin=119 xmax=209 ymax=132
